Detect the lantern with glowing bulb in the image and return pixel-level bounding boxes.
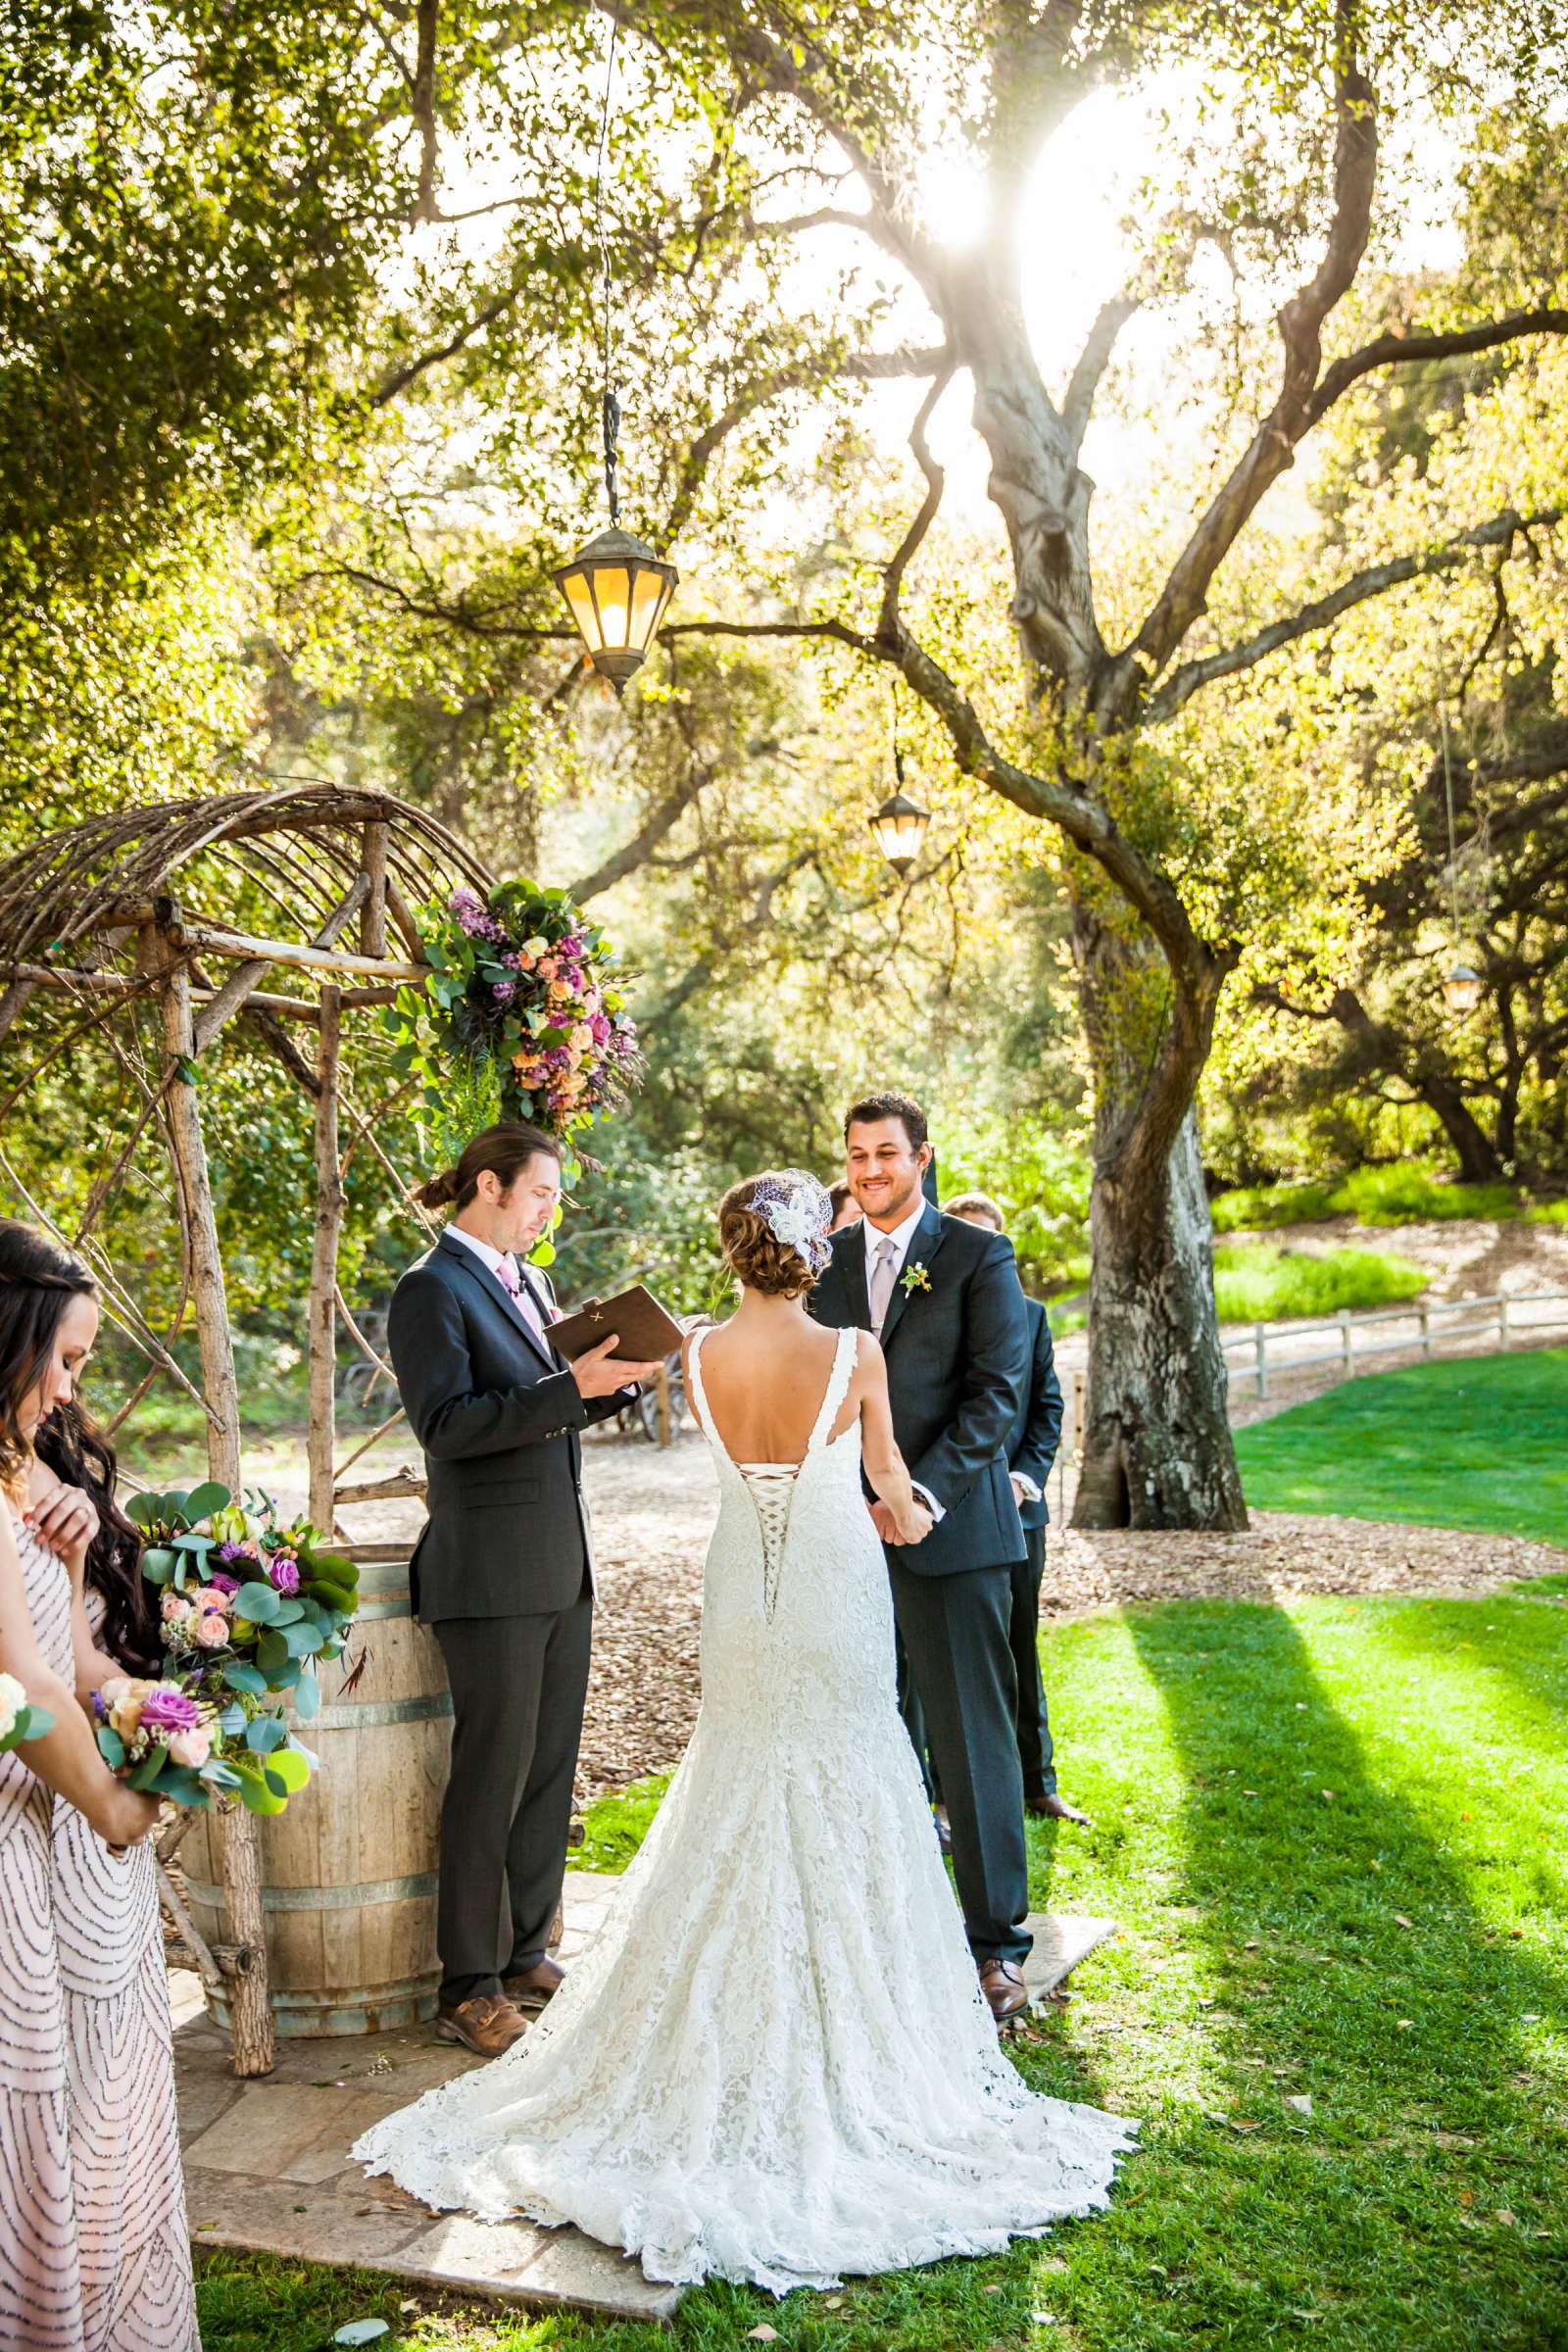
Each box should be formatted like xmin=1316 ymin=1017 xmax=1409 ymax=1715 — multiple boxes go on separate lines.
xmin=869 ymin=788 xmax=932 ymax=875
xmin=1442 ymin=959 xmax=1484 ymax=1014
xmin=555 ymin=523 xmax=678 ymax=695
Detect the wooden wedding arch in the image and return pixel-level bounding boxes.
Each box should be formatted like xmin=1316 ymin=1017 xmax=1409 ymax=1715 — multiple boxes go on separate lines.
xmin=0 ymin=784 xmax=493 ymax=2074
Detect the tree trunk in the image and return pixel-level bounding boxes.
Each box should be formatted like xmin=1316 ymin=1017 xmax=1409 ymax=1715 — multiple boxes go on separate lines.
xmin=1420 ymin=1073 xmax=1503 ymax=1186
xmin=1075 ymin=1110 xmax=1247 ymax=1529
xmin=306 ymin=985 xmax=343 ymax=1532
xmin=1068 ymin=891 xmax=1247 ymax=1531
xmin=150 ymin=925 xmax=276 ymax=2078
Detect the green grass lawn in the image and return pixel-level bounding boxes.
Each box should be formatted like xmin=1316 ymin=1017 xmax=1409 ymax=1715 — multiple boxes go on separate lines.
xmin=1235 ymin=1348 xmax=1568 ymax=1547
xmin=1212 ymin=1242 xmax=1427 ymax=1323
xmin=196 ymin=1589 xmax=1568 ymax=2352
xmin=1210 ymin=1164 xmax=1522 ymax=1232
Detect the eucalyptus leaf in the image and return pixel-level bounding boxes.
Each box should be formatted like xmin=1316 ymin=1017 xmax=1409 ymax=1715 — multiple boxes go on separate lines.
xmin=234 ymin=1582 xmax=281 ymax=1624
xmin=141 ymin=1547 xmax=177 ymax=1586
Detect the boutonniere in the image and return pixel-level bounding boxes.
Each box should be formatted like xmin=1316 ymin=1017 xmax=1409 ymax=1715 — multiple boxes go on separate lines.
xmin=900 ymin=1260 xmax=932 ymax=1297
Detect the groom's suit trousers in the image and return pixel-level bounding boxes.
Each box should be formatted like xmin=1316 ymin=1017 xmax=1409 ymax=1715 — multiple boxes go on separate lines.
xmin=434 ymin=1579 xmax=593 ymax=2007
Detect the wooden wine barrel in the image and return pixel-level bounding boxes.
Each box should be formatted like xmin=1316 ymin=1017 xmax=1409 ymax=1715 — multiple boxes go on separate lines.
xmin=180 ymin=1545 xmax=452 ymax=2036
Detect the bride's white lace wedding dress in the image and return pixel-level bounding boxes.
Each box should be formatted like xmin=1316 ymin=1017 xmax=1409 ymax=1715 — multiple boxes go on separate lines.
xmin=354 ymin=1326 xmax=1135 ymax=2292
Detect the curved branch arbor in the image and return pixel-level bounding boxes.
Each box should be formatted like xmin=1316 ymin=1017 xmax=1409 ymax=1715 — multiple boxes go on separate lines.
xmin=0 ymin=785 xmax=494 ymax=2076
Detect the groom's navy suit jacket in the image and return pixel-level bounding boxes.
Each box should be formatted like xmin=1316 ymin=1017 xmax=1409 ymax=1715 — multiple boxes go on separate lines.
xmin=810 ymin=1200 xmax=1031 ymax=1578
xmin=388 ymin=1229 xmax=625 ymax=1622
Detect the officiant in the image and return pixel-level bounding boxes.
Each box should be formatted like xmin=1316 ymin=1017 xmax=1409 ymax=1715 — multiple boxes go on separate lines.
xmin=391 ymin=1123 xmax=664 ymax=2058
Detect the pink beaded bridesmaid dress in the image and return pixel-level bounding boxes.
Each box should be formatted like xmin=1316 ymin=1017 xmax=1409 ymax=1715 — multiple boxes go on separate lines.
xmin=0 ymin=1510 xmax=198 ymax=2352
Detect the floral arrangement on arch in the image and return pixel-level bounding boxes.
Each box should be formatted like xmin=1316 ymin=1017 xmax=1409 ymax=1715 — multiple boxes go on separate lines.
xmin=386 ymin=880 xmax=642 ymax=1179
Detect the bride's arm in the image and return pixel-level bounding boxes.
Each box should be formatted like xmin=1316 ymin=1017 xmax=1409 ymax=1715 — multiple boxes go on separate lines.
xmin=857 ymin=1336 xmax=932 ymax=1544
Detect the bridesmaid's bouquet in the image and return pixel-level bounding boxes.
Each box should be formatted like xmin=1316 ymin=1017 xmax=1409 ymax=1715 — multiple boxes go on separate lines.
xmin=118 ymin=1482 xmax=363 ymax=1816
xmin=0 ymin=1670 xmax=54 ymax=1753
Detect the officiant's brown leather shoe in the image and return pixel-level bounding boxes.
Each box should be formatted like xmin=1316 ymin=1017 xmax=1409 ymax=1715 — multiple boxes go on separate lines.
xmin=978 ymin=1958 xmax=1031 ymax=2028
xmin=435 ymin=1994 xmax=528 ymax=2056
xmin=504 ymin=1956 xmax=566 ymax=2012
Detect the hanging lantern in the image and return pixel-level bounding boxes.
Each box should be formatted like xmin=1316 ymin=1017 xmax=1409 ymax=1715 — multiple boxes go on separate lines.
xmin=1442 ymin=958 xmax=1484 ymax=1014
xmin=870 ymin=789 xmax=931 ymax=875
xmin=555 ymin=525 xmax=678 ymax=695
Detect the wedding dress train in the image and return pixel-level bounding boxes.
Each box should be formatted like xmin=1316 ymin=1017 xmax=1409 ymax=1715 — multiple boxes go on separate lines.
xmin=355 ymin=1326 xmax=1134 ymax=2291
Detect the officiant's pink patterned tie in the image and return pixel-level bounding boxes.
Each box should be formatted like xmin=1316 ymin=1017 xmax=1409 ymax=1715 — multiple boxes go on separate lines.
xmin=869 ymin=1235 xmax=898 ymax=1332
xmin=498 ymin=1256 xmax=548 ymax=1348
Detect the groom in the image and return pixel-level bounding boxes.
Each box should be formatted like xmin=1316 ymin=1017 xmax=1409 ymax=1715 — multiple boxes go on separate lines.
xmin=390 ymin=1121 xmax=661 ymax=2057
xmin=810 ymin=1091 xmax=1036 ymax=2024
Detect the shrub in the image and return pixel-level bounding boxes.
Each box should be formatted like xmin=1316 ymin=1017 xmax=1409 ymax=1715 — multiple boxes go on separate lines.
xmin=1324 ymin=1162 xmax=1518 ymax=1225
xmin=1211 ymin=1243 xmax=1428 ymax=1323
xmin=1210 ymin=1179 xmax=1339 ymax=1232
xmin=1525 ymin=1199 xmax=1568 ymax=1226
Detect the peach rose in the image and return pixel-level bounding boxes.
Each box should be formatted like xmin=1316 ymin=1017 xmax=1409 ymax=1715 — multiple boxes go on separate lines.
xmin=536 ymin=956 xmax=560 ymax=980
xmin=192 ymin=1611 xmax=230 ymax=1650
xmin=167 ymin=1725 xmax=213 ymax=1770
xmin=548 ymin=979 xmax=571 ymax=1005
xmin=162 ymin=1592 xmax=194 ymax=1625
xmin=569 ymin=1022 xmax=594 ymax=1051
xmin=103 ymin=1676 xmax=150 ymax=1741
xmin=193 ymin=1585 xmax=232 ymax=1614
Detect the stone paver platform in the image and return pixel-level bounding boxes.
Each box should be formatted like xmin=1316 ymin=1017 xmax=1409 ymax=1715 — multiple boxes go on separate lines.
xmin=175 ymin=1871 xmax=1115 ymax=2323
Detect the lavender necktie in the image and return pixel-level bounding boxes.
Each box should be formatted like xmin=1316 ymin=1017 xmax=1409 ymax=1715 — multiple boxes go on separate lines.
xmin=868 ymin=1236 xmax=899 ymax=1331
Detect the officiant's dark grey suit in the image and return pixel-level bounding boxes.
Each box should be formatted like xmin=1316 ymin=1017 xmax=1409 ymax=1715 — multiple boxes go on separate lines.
xmin=810 ymin=1200 xmax=1034 ymax=1965
xmin=389 ymin=1229 xmax=628 ymax=2008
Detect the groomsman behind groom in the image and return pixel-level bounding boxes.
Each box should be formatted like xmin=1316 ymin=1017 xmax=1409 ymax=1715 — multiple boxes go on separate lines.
xmin=945 ymin=1192 xmax=1090 ymax=1830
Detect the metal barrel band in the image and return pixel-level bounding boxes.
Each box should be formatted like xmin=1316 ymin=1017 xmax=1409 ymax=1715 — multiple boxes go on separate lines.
xmin=182 ymin=1869 xmax=440 ymax=1912
xmin=310 ymin=1692 xmax=453 ymax=1731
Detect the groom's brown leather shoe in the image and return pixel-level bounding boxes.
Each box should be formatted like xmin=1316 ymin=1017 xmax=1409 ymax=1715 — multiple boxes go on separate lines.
xmin=978 ymin=1958 xmax=1031 ymax=2027
xmin=435 ymin=1994 xmax=527 ymax=2056
xmin=504 ymin=1956 xmax=566 ymax=2012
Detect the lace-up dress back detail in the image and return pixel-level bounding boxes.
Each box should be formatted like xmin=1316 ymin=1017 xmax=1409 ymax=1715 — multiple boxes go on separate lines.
xmin=355 ymin=1320 xmax=1135 ymax=2295
xmin=695 ymin=1323 xmax=856 ymax=1624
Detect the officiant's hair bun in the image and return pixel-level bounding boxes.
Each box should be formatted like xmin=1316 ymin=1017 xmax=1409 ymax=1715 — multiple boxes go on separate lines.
xmin=416 ymin=1122 xmax=563 ymax=1212
xmin=719 ymin=1176 xmax=816 ymax=1299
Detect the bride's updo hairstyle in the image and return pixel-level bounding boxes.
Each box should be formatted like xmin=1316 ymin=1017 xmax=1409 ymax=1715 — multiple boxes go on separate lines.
xmin=718 ymin=1171 xmax=833 ymax=1298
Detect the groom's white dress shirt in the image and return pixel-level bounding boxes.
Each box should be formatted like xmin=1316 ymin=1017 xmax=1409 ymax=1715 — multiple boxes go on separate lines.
xmin=446 ymin=1222 xmax=551 ymax=1348
xmin=861 ymin=1198 xmax=945 ymax=1522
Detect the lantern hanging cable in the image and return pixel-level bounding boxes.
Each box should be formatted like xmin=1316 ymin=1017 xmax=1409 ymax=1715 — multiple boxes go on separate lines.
xmin=593 ymin=4 xmax=621 ymax=525
xmin=1434 ymin=612 xmax=1482 ymax=1013
xmin=551 ymin=3 xmax=680 ymax=691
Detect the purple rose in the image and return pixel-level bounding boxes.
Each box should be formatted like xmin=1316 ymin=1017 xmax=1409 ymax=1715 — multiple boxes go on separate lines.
xmin=140 ymin=1686 xmax=203 ymax=1736
xmin=210 ymin=1571 xmax=241 ymax=1596
xmin=589 ymin=1012 xmax=611 ymax=1045
xmin=269 ymin=1555 xmax=301 ymax=1595
xmin=560 ymin=933 xmax=585 ymax=957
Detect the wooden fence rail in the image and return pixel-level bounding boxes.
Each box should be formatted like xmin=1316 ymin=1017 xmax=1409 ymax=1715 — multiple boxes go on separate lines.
xmin=1219 ymin=1289 xmax=1568 ymax=1399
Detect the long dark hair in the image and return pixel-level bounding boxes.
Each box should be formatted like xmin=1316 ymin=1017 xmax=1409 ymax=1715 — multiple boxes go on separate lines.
xmin=36 ymin=1399 xmax=161 ymax=1678
xmin=0 ymin=1219 xmax=160 ymax=1675
xmin=0 ymin=1218 xmax=96 ymax=1490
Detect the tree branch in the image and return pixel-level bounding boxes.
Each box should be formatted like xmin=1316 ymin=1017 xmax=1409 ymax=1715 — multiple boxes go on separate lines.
xmin=1130 ymin=18 xmax=1378 ymax=679
xmin=1062 ymin=291 xmax=1140 ymax=455
xmin=1144 ymin=506 xmax=1562 ymax=723
xmin=411 ymin=0 xmax=439 ymax=223
xmin=1307 ymin=305 xmax=1568 ymax=425
xmin=663 ymin=343 xmax=949 ymax=541
xmin=880 ymin=355 xmax=955 ymax=639
xmin=570 ymin=765 xmax=712 ymax=902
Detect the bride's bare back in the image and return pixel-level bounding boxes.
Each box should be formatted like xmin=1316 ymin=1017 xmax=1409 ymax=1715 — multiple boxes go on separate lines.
xmin=683 ymin=1296 xmax=921 ymax=1534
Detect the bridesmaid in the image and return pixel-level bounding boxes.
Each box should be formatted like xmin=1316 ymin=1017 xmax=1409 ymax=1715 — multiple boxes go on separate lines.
xmin=0 ymin=1219 xmax=200 ymax=2352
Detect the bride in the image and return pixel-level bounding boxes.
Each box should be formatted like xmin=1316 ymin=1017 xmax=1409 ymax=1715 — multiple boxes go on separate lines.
xmin=356 ymin=1170 xmax=1134 ymax=2292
